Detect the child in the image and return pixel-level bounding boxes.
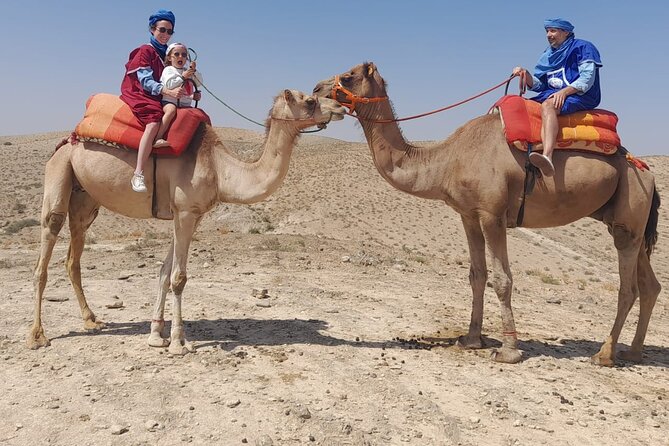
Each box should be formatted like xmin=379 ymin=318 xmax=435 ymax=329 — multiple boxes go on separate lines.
xmin=153 ymin=43 xmax=203 ymax=148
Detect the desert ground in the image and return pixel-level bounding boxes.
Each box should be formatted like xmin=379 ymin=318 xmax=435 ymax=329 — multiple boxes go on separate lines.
xmin=0 ymin=128 xmax=667 ymax=446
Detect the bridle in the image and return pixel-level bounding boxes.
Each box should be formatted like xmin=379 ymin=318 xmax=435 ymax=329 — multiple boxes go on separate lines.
xmin=330 ymin=75 xmax=388 ymax=113
xmin=269 ymin=96 xmax=334 ymax=129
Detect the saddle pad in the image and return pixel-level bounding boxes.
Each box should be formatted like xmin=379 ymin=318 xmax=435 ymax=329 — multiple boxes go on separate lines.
xmin=492 ymin=95 xmax=620 ymax=154
xmin=74 ymin=93 xmax=211 ymax=156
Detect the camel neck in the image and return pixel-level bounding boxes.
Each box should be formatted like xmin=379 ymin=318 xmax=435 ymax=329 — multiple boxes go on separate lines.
xmin=212 ymin=122 xmax=299 ymax=204
xmin=357 ymin=102 xmax=450 ymax=199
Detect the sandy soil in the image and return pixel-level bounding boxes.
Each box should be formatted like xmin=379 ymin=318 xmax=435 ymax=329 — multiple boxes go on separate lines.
xmin=0 ymin=129 xmax=667 ymax=446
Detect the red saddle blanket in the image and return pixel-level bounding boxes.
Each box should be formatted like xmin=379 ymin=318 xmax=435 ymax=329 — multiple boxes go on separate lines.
xmin=491 ymin=95 xmax=620 ymax=155
xmin=74 ymin=93 xmax=211 ymax=156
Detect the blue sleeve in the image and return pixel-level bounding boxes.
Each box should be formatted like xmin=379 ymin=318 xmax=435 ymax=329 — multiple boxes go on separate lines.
xmin=529 ymin=74 xmax=545 ymax=92
xmin=571 ymin=61 xmax=596 ymax=93
xmin=137 ymin=68 xmax=163 ymax=96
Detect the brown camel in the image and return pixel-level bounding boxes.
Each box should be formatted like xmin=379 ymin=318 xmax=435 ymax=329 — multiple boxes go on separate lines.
xmin=313 ymin=62 xmax=661 ymax=366
xmin=28 ymin=90 xmax=346 ymax=354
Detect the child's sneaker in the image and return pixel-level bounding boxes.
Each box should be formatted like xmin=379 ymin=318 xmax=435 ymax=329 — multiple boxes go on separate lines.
xmin=131 ymin=173 xmax=147 ymax=192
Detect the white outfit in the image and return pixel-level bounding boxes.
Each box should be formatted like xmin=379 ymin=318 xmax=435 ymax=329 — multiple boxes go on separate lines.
xmin=160 ymin=65 xmax=203 ymax=108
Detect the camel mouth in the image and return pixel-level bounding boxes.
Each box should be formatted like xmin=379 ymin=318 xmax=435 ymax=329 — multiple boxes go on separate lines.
xmin=328 ymin=110 xmax=346 ymax=122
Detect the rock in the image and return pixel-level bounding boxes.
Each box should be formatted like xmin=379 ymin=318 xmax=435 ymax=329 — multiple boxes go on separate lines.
xmin=256 ymin=301 xmax=271 ymax=308
xmin=252 ymin=288 xmax=269 ymax=298
xmin=106 ymin=301 xmax=124 ymax=309
xmin=226 ymin=399 xmax=241 ymax=408
xmin=117 ymin=272 xmax=135 ymax=280
xmin=110 ymin=424 xmax=129 ymax=435
xmin=294 ymin=405 xmax=311 ymax=419
xmin=255 ymin=435 xmax=273 ymax=446
xmin=145 ymin=420 xmax=159 ymax=431
xmin=45 ymin=296 xmax=68 ymax=302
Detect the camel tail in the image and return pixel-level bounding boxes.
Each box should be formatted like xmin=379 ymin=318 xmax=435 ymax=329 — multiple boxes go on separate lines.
xmin=644 ymin=186 xmax=660 ymax=257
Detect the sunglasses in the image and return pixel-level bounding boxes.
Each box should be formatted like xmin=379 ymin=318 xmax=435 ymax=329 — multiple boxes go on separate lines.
xmin=172 ymin=52 xmax=188 ymax=58
xmin=156 ymin=26 xmax=174 ymax=35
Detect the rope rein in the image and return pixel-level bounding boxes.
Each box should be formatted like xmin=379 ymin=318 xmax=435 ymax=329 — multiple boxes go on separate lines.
xmin=335 ymin=74 xmax=516 ymax=123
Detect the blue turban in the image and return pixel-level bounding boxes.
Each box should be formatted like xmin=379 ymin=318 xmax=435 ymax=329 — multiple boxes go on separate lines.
xmin=149 ymin=9 xmax=175 ymax=28
xmin=544 ymin=18 xmax=574 ymax=32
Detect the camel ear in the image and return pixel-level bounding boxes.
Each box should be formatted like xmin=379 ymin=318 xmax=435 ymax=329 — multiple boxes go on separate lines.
xmin=283 ymin=89 xmax=295 ymax=104
xmin=365 ymin=62 xmax=376 ymax=78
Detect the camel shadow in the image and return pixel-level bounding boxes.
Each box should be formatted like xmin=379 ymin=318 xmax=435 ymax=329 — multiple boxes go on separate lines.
xmin=52 ymin=318 xmax=393 ymax=351
xmin=390 ymin=334 xmax=669 ymax=368
xmin=517 ymin=337 xmax=669 ymax=368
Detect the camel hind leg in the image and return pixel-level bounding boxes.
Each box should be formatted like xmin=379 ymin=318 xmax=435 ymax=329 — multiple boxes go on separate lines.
xmin=66 ymin=188 xmax=104 ymax=332
xmin=617 ymin=246 xmax=661 ymax=363
xmin=28 ymin=147 xmax=73 ymax=349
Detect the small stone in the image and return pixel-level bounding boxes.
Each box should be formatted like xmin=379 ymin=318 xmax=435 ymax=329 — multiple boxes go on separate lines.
xmin=45 ymin=296 xmax=69 ymax=302
xmin=117 ymin=272 xmax=134 ymax=280
xmin=110 ymin=424 xmax=129 ymax=435
xmin=252 ymin=288 xmax=269 ymax=298
xmin=256 ymin=301 xmax=271 ymax=308
xmin=294 ymin=405 xmax=311 ymax=419
xmin=145 ymin=420 xmax=159 ymax=431
xmin=469 ymin=417 xmax=480 ymax=424
xmin=106 ymin=301 xmax=124 ymax=309
xmin=226 ymin=399 xmax=241 ymax=408
xmin=255 ymin=435 xmax=273 ymax=446
xmin=645 ymin=417 xmax=661 ymax=428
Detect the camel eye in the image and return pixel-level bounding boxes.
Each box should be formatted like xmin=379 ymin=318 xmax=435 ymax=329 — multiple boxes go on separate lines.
xmin=341 ymin=74 xmax=353 ymax=84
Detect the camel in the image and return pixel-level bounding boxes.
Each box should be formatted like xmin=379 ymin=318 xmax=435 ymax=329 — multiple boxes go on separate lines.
xmin=313 ymin=62 xmax=661 ymax=366
xmin=28 ymin=90 xmax=346 ymax=354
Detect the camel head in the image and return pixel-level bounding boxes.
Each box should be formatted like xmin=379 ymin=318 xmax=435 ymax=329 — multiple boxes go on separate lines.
xmin=270 ymin=89 xmax=346 ymax=129
xmin=312 ymin=62 xmax=388 ymax=112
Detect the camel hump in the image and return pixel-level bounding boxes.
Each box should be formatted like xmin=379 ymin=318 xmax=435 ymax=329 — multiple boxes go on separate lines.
xmin=74 ymin=93 xmax=211 ymax=156
xmin=492 ymin=95 xmax=620 ymax=155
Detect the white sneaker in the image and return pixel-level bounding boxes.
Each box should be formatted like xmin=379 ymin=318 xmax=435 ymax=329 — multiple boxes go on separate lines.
xmin=131 ymin=173 xmax=147 ymax=192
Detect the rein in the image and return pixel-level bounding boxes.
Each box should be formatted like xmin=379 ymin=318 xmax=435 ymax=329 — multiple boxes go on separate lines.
xmin=332 ymin=74 xmax=516 ymax=123
xmin=198 ymin=81 xmax=329 ymax=133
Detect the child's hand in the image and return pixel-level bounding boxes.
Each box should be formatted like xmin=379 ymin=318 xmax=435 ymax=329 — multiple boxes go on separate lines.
xmin=183 ymin=61 xmax=197 ymax=79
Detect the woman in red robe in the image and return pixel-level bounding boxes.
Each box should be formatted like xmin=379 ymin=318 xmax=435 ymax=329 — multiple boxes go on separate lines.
xmin=121 ymin=9 xmax=184 ymax=193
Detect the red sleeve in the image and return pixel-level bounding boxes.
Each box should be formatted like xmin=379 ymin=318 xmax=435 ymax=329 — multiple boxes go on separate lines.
xmin=125 ymin=45 xmax=159 ymax=75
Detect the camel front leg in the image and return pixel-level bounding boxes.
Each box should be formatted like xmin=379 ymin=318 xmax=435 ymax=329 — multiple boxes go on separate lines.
xmin=28 ymin=213 xmax=67 ymax=349
xmin=148 ymin=241 xmax=174 ymax=347
xmin=67 ymin=190 xmax=104 ymax=332
xmin=28 ymin=152 xmax=73 ymax=349
xmin=456 ymin=215 xmax=487 ymax=349
xmin=481 ymin=213 xmax=521 ymax=364
xmin=167 ymin=212 xmax=201 ymax=355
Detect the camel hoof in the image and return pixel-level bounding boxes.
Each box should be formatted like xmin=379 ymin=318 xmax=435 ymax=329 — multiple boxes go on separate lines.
xmin=618 ymin=350 xmax=643 ymax=363
xmin=83 ymin=318 xmax=106 ymax=332
xmin=591 ymin=353 xmax=615 ymax=367
xmin=26 ymin=332 xmax=51 ymax=350
xmin=491 ymin=347 xmax=523 ymax=364
xmin=455 ymin=334 xmax=484 ymax=349
xmin=148 ymin=333 xmax=170 ymax=348
xmin=168 ymin=340 xmax=194 ymax=355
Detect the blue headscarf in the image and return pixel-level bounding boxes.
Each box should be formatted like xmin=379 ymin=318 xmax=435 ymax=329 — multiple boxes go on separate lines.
xmin=544 ymin=18 xmax=574 ymax=32
xmin=148 ymin=9 xmax=175 ymax=60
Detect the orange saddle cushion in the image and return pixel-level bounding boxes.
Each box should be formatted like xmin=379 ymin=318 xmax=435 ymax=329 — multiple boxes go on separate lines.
xmin=492 ymin=95 xmax=620 ymax=155
xmin=74 ymin=93 xmax=211 ymax=156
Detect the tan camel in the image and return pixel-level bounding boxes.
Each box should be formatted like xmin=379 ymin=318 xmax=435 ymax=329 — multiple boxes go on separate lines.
xmin=28 ymin=90 xmax=346 ymax=354
xmin=313 ymin=62 xmax=661 ymax=366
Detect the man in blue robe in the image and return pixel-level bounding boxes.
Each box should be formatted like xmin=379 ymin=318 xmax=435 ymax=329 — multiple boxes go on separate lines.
xmin=512 ymin=18 xmax=603 ymax=176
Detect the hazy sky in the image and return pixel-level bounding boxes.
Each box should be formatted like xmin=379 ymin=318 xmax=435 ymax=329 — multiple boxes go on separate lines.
xmin=3 ymin=1 xmax=668 ymax=155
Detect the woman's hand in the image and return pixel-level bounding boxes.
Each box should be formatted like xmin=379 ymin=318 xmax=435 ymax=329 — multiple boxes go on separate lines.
xmin=162 ymin=86 xmax=184 ymax=99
